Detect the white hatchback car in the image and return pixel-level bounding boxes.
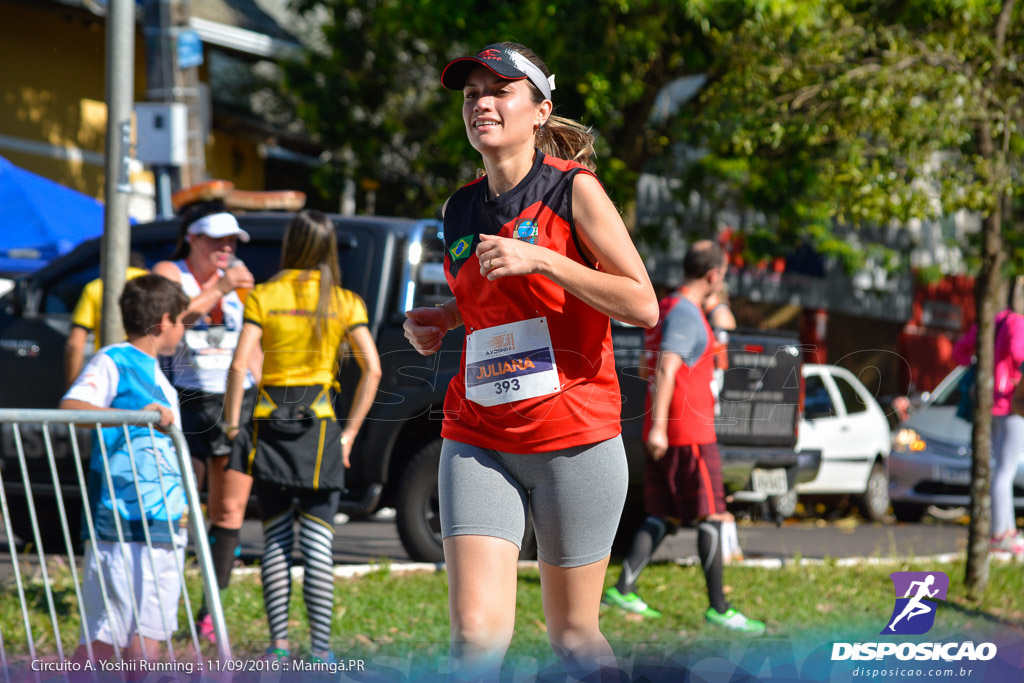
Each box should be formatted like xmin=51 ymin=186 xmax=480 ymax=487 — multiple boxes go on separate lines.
xmin=789 ymin=364 xmax=893 ymax=520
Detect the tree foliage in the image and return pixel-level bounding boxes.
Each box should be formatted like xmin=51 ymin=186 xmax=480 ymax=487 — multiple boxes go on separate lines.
xmin=676 ymin=0 xmax=1023 ymax=270
xmin=281 ymin=0 xmax=745 ymax=217
xmin=678 ymin=0 xmax=1023 ymax=594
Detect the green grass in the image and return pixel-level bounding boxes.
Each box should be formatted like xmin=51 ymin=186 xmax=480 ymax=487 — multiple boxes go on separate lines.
xmin=4 ymin=558 xmax=1024 ymax=669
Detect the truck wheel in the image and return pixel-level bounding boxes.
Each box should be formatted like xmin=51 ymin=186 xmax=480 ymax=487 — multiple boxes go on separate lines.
xmin=858 ymin=462 xmax=889 ymax=522
xmin=396 ymin=440 xmax=445 ymax=563
xmin=891 ymin=502 xmax=924 ymax=523
xmin=395 ymin=439 xmax=536 ymax=563
xmin=768 ymin=490 xmax=798 ymax=519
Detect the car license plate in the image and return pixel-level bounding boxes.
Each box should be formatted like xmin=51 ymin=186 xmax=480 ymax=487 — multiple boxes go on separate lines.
xmin=939 ymin=468 xmax=970 ymax=486
xmin=752 ymin=468 xmax=789 ymax=495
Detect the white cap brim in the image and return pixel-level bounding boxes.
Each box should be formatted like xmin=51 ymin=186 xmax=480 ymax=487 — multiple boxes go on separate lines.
xmin=187 ymin=213 xmax=250 ymax=242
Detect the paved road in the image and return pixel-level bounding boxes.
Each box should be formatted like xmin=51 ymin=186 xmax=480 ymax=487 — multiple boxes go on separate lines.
xmin=233 ymin=515 xmax=968 ymax=565
xmin=0 ymin=514 xmax=969 ymax=571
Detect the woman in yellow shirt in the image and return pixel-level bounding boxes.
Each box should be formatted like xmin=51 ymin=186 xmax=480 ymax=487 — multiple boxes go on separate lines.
xmin=222 ymin=209 xmax=381 ymax=663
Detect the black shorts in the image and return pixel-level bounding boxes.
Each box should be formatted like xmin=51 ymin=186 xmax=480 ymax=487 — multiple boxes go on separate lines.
xmin=254 ymin=480 xmax=340 ymax=527
xmin=227 ymin=385 xmax=344 ymax=491
xmin=177 ymin=387 xmax=257 ymax=461
xmin=644 ymin=442 xmax=726 ymax=525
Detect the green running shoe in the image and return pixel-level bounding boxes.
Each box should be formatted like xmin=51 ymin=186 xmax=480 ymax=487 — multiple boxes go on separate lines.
xmin=602 ymin=587 xmax=662 ymax=618
xmin=705 ymin=607 xmax=766 ymax=635
xmin=310 ymin=651 xmax=336 ymax=665
xmin=263 ymin=647 xmax=290 ymax=661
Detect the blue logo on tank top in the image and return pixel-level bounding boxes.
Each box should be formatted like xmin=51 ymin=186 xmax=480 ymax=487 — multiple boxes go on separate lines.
xmin=514 ymin=219 xmax=538 ymax=244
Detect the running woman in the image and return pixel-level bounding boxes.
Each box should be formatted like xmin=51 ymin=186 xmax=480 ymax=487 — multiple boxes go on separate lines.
xmin=404 ymin=43 xmax=658 ymax=680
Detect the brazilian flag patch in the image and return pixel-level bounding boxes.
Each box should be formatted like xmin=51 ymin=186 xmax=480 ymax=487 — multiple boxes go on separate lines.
xmin=449 ymin=235 xmax=473 ymax=260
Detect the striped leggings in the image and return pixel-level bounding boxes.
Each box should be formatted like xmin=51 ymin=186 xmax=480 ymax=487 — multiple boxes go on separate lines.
xmin=255 ymin=480 xmax=340 ymax=653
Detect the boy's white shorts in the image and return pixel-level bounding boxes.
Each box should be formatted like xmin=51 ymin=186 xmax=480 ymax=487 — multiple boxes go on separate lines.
xmin=78 ymin=537 xmax=185 ymax=647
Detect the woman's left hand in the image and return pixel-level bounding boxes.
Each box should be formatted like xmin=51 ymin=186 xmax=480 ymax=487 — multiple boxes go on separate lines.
xmin=341 ymin=430 xmax=356 ymax=468
xmin=476 ymin=234 xmax=548 ymax=280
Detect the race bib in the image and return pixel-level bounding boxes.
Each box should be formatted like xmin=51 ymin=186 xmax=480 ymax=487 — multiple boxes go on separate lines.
xmin=465 ymin=317 xmax=561 ymax=407
xmin=184 ymin=328 xmax=238 ymax=372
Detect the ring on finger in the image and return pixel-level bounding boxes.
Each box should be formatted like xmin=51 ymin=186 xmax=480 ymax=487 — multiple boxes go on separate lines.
xmin=487 ymin=259 xmax=493 ymax=270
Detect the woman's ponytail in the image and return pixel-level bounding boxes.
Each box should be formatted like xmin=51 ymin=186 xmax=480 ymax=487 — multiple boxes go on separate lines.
xmin=537 ymin=115 xmax=596 ymax=172
xmin=496 ymin=42 xmax=597 ymax=172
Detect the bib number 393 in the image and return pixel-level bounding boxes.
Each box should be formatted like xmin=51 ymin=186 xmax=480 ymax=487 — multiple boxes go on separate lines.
xmin=465 ymin=317 xmax=560 ymax=407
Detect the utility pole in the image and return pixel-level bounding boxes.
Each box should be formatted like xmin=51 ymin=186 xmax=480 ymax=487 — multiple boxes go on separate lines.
xmin=99 ymin=0 xmax=135 ymax=347
xmin=144 ymin=0 xmax=177 ymax=218
xmin=142 ymin=0 xmax=205 ymax=214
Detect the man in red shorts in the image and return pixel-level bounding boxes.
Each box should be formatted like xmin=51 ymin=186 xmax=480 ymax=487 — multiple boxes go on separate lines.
xmin=604 ymin=240 xmax=765 ymax=634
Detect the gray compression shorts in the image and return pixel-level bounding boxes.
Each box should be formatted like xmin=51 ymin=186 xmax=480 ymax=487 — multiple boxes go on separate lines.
xmin=439 ymin=436 xmax=628 ymax=568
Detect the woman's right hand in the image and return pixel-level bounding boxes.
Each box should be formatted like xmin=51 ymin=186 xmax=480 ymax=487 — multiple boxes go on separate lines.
xmin=404 ymin=306 xmax=450 ymax=356
xmin=645 ymin=426 xmax=669 ymax=462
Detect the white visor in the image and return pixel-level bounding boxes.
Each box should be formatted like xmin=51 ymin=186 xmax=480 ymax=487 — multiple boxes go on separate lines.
xmin=186 ymin=213 xmax=250 ymax=242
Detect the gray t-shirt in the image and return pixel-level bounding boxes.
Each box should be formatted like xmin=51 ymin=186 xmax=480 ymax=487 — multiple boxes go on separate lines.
xmin=661 ymin=297 xmax=708 ymax=369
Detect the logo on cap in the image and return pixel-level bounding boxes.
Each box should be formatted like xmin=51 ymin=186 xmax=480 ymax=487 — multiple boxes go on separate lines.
xmin=477 ymin=49 xmax=502 ymax=61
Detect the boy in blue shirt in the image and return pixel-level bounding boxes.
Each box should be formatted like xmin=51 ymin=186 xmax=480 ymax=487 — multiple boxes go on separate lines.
xmin=62 ymin=274 xmax=189 ymax=664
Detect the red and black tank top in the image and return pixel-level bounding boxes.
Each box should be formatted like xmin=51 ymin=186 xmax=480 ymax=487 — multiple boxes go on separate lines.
xmin=643 ymin=292 xmax=718 ymax=446
xmin=440 ymin=150 xmax=622 ymax=452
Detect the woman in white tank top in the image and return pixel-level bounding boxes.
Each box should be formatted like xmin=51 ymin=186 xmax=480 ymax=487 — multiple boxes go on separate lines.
xmin=152 ymin=202 xmax=258 ymax=643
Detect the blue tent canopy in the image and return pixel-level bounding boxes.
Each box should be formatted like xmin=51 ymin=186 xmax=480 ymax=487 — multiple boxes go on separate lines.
xmin=0 ymin=156 xmax=107 ymax=274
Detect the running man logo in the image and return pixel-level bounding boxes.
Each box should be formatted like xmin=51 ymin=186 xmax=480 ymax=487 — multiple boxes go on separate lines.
xmin=449 ymin=235 xmax=473 ymax=260
xmin=486 ymin=332 xmax=515 ymax=355
xmin=882 ymin=571 xmax=949 ymax=635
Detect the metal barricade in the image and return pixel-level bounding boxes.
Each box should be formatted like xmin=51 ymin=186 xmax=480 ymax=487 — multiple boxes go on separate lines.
xmin=0 ymin=408 xmax=230 ymax=674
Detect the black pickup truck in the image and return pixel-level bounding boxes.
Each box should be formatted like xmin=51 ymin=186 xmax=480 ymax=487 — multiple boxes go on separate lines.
xmin=0 ymin=213 xmax=818 ymax=560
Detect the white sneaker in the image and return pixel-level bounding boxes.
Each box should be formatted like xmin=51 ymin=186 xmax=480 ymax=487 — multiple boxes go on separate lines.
xmin=371 ymin=507 xmax=397 ymax=521
xmin=990 ymin=530 xmax=1024 ymax=558
xmin=705 ymin=607 xmax=766 ymax=634
xmin=333 ymin=512 xmax=350 ymax=525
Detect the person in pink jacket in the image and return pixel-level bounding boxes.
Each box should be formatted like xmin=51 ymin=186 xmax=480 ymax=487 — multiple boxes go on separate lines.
xmin=953 ymin=292 xmax=1024 ymax=556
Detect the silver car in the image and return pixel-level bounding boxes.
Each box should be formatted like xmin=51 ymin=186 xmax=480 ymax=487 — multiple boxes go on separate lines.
xmin=888 ymin=365 xmax=1024 ymax=521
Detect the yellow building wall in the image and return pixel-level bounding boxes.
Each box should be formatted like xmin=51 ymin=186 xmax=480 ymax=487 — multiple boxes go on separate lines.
xmin=0 ymin=2 xmax=149 ymax=199
xmin=0 ymin=2 xmax=266 ymax=201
